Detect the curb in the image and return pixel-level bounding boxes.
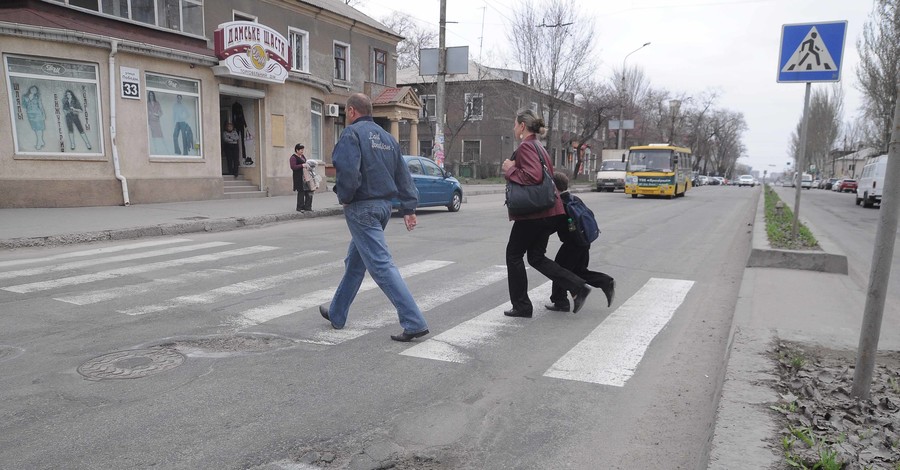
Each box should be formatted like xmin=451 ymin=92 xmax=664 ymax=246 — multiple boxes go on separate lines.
xmin=746 ymin=187 xmax=849 ymax=274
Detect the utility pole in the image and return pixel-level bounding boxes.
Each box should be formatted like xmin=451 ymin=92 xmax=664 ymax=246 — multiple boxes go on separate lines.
xmin=433 ymin=0 xmax=447 ymax=168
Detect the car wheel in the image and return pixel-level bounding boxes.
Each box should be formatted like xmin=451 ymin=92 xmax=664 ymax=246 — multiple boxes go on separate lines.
xmin=631 ymin=194 xmax=638 ymax=198
xmin=447 ymin=191 xmax=462 ymax=212
xmin=863 ymin=192 xmax=874 ymax=208
xmin=856 ymin=194 xmax=862 ymax=206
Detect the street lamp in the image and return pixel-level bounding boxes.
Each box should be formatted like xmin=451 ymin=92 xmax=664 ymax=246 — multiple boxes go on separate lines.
xmin=617 ymin=42 xmax=651 ymax=150
xmin=668 ymin=99 xmax=681 ymax=144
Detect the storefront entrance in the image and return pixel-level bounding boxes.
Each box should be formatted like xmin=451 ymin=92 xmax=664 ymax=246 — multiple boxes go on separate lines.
xmin=219 ymin=95 xmax=260 ymax=189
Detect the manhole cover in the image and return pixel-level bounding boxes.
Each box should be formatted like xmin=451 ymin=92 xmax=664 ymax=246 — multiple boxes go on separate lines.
xmin=157 ymin=333 xmax=297 ymax=358
xmin=0 ymin=346 xmax=24 ymax=363
xmin=77 ymin=348 xmax=185 ymax=381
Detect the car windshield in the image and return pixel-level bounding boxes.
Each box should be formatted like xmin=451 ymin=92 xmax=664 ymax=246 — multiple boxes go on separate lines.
xmin=600 ymin=161 xmax=626 ymax=171
xmin=628 ymin=149 xmax=673 ymax=172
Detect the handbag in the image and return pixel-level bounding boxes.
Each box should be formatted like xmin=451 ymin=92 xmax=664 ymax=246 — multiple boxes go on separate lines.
xmin=505 ymin=142 xmax=558 ymax=216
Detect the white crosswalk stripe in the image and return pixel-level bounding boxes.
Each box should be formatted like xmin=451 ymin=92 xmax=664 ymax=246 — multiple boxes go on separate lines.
xmin=230 ymin=260 xmax=454 ymax=330
xmin=54 ymin=250 xmax=326 ymax=305
xmin=310 ymin=264 xmax=508 ymax=344
xmin=0 ymin=241 xmax=233 ymax=281
xmin=3 ymin=245 xmax=277 ymax=293
xmin=400 ymin=281 xmax=552 ymax=363
xmin=0 ymin=238 xmax=192 ymax=269
xmin=543 ymin=278 xmax=694 ymax=387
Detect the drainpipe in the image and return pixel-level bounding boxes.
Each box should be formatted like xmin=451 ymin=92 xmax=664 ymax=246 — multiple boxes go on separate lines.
xmin=108 ymin=40 xmax=130 ymax=205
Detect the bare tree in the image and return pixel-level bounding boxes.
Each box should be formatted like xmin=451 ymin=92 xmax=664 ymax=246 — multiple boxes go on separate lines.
xmin=855 ymin=0 xmax=900 ymax=152
xmin=789 ymin=85 xmax=843 ymax=176
xmin=507 ymin=0 xmax=597 ymax=160
xmin=379 ymin=13 xmax=437 ymax=71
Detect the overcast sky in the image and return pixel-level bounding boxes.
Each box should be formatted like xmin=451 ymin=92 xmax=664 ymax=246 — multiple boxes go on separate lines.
xmin=356 ymin=0 xmax=875 ymax=174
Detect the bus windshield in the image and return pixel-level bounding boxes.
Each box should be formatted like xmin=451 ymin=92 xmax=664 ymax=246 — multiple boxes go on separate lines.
xmin=628 ymin=149 xmax=674 ymax=172
xmin=599 ymin=160 xmax=626 ymax=171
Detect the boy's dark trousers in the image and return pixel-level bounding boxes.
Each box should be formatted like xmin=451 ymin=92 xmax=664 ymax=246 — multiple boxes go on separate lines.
xmin=549 ymin=241 xmax=614 ymax=308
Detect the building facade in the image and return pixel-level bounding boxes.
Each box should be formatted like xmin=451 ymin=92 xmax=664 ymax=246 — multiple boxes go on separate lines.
xmin=0 ymin=0 xmax=412 ymax=207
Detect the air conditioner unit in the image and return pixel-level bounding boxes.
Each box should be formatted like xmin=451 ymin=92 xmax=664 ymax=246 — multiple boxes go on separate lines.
xmin=325 ymin=104 xmax=340 ymax=117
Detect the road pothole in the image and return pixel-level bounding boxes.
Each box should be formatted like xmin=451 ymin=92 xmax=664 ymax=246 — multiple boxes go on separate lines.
xmin=153 ymin=333 xmax=298 ymax=358
xmin=77 ymin=348 xmax=185 ymax=381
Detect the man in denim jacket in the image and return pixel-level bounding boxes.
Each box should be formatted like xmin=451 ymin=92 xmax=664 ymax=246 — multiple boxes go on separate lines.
xmin=319 ymin=93 xmax=429 ymax=342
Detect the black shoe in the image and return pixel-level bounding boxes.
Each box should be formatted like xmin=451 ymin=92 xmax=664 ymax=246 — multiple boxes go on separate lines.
xmin=319 ymin=305 xmax=340 ymax=329
xmin=601 ymin=280 xmax=616 ymax=308
xmin=503 ymin=308 xmax=533 ymax=318
xmin=572 ymin=285 xmax=592 ymax=314
xmin=390 ymin=330 xmax=429 ymax=342
xmin=544 ymin=303 xmax=570 ymax=312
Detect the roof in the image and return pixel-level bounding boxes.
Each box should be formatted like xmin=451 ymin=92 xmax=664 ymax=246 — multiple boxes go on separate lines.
xmin=837 ymin=147 xmax=878 ymax=162
xmin=298 ymin=0 xmax=402 ymax=40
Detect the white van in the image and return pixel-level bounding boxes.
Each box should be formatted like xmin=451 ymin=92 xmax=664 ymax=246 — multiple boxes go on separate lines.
xmin=596 ymin=159 xmax=627 ymax=192
xmin=856 ymin=154 xmax=887 ymax=208
xmin=792 ymin=172 xmax=813 ymax=189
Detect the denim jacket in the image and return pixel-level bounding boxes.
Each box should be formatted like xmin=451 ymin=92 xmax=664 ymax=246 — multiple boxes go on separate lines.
xmin=332 ymin=116 xmax=418 ymax=215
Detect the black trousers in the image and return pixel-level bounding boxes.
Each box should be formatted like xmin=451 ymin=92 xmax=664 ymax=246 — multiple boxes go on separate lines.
xmin=506 ymin=215 xmax=586 ymax=313
xmin=549 ymin=242 xmax=614 ymax=306
xmin=296 ymin=190 xmax=313 ymax=211
xmin=223 ymin=143 xmax=239 ymax=176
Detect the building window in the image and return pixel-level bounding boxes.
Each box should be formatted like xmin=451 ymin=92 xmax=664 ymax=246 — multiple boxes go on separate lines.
xmin=57 ymin=0 xmax=203 ymax=36
xmin=530 ymin=101 xmax=538 ymax=113
xmin=289 ymin=28 xmax=309 ymax=73
xmin=463 ymin=140 xmax=481 ymax=162
xmin=421 ymin=95 xmax=436 ymax=120
xmin=373 ymin=49 xmax=387 ymax=85
xmin=232 ymin=10 xmax=255 ymax=21
xmin=311 ymin=101 xmax=323 ymax=160
xmin=145 ymin=72 xmax=201 ymax=157
xmin=334 ymin=120 xmax=345 ymax=146
xmin=334 ymin=42 xmax=350 ymax=82
xmin=465 ymin=93 xmax=483 ymax=121
xmin=5 ymin=54 xmax=103 ymax=156
xmin=420 ymin=140 xmax=433 ymax=158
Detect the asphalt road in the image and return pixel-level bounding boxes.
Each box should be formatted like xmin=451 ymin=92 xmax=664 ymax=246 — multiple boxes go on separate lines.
xmin=0 ymin=185 xmax=758 ymax=469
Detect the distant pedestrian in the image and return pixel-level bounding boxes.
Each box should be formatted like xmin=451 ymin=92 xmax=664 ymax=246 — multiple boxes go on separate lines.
xmin=501 ymin=108 xmax=592 ymax=318
xmin=546 ymin=172 xmax=615 ymax=312
xmin=222 ymin=122 xmax=240 ymax=178
xmin=289 ymin=143 xmax=313 ymax=211
xmin=319 ymin=93 xmax=428 ymax=342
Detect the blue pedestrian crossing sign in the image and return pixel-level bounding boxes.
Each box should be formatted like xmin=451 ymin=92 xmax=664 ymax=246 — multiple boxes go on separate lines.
xmin=778 ymin=21 xmax=847 ymax=83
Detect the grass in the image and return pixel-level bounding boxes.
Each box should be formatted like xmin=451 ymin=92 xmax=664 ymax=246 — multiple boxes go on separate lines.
xmin=764 ymin=185 xmax=820 ymax=250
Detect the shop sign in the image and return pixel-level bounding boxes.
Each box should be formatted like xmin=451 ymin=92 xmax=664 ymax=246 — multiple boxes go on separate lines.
xmin=214 ymin=21 xmax=290 ymax=84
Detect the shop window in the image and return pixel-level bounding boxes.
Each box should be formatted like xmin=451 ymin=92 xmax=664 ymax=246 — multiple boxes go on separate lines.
xmin=373 ymin=49 xmax=387 ymax=85
xmin=464 ymin=93 xmax=483 ymax=121
xmin=5 ymin=54 xmax=103 ymax=156
xmin=310 ymin=101 xmax=323 ymax=160
xmin=145 ymin=72 xmax=202 ymax=157
xmin=289 ymin=28 xmax=309 ymax=73
xmin=334 ymin=42 xmax=349 ymax=82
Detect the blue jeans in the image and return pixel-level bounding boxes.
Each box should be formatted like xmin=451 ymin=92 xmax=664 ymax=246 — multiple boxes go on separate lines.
xmin=328 ymin=199 xmax=428 ymax=334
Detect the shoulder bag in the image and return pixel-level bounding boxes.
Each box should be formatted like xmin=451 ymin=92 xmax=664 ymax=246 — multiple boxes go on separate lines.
xmin=505 ymin=142 xmax=557 ymax=216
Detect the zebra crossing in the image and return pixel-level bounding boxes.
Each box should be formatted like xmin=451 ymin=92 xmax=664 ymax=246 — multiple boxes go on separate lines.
xmin=0 ymin=238 xmax=695 ymax=387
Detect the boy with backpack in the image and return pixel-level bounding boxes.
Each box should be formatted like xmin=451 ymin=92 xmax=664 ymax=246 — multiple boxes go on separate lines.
xmin=546 ymin=172 xmax=616 ymax=311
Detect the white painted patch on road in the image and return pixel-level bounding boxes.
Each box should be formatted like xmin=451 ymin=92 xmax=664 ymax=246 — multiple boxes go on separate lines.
xmin=0 ymin=238 xmax=192 ymax=269
xmin=311 ymin=265 xmax=508 ymax=344
xmin=231 ymin=260 xmax=454 ymax=329
xmin=400 ymin=281 xmax=552 ymax=363
xmin=543 ymin=278 xmax=694 ymax=387
xmin=0 ymin=241 xmax=232 ymax=281
xmin=3 ymin=245 xmax=277 ymax=294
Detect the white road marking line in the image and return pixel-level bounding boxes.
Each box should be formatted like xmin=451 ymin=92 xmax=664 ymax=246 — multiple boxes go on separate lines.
xmin=543 ymin=278 xmax=694 ymax=387
xmin=3 ymin=246 xmax=278 ymax=294
xmin=120 ymin=258 xmax=343 ymax=315
xmin=311 ymin=265 xmax=509 ymax=344
xmin=231 ymin=260 xmax=454 ymax=330
xmin=0 ymin=239 xmax=192 ymax=269
xmin=400 ymin=281 xmax=552 ymax=363
xmin=55 ymin=250 xmax=326 ymax=306
xmin=0 ymin=241 xmax=233 ymax=281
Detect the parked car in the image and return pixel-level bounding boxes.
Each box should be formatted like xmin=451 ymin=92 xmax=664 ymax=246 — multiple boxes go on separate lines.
xmin=821 ymin=178 xmax=839 ymax=190
xmin=836 ymin=178 xmax=857 ymax=193
xmin=697 ymin=175 xmax=709 ymax=186
xmin=857 ymin=154 xmax=887 ymax=208
xmin=793 ymin=172 xmax=813 ymax=189
xmin=831 ymin=179 xmax=843 ymax=192
xmin=394 ymin=155 xmax=462 ymax=212
xmin=737 ymin=175 xmax=755 ymax=187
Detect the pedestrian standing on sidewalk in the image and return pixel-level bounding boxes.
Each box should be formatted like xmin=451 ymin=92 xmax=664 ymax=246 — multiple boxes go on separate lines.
xmin=222 ymin=122 xmax=240 ymax=178
xmin=289 ymin=144 xmax=312 ymax=212
xmin=545 ymin=172 xmax=615 ymax=312
xmin=501 ymin=109 xmax=592 ymax=318
xmin=318 ymin=93 xmax=429 ymax=342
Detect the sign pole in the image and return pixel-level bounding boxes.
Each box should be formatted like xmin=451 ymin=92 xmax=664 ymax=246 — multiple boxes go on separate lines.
xmin=433 ymin=0 xmax=447 ymax=168
xmin=852 ymin=84 xmax=900 ymax=399
xmin=791 ymin=82 xmax=811 ymax=240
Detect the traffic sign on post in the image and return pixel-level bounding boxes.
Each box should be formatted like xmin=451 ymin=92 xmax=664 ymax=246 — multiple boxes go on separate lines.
xmin=777 ymin=21 xmax=847 ymax=83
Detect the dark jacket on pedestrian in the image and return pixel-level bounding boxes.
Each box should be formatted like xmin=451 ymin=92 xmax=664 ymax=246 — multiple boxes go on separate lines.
xmin=504 ymin=135 xmax=565 ymax=221
xmin=332 ymin=115 xmax=418 ymax=215
xmin=290 ymin=153 xmax=306 ymax=192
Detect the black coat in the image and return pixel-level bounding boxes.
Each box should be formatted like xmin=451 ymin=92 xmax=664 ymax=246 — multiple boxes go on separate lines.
xmin=290 ymin=154 xmax=307 ymax=192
